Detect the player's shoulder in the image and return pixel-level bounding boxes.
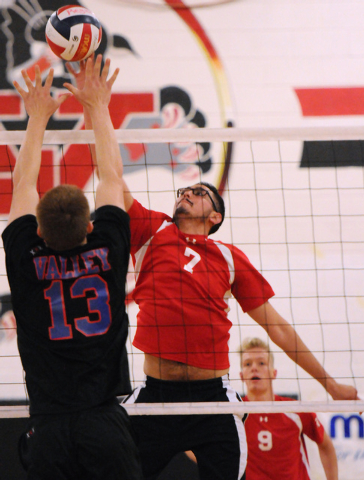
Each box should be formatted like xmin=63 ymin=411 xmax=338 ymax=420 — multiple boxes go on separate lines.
xmin=93 ymin=204 xmax=129 ymax=229
xmin=274 ymin=396 xmax=320 ymax=424
xmin=2 ymin=214 xmax=36 ymax=236
xmin=90 ymin=206 xmax=130 ymax=246
xmin=209 ymin=238 xmax=235 ymax=255
xmin=129 ymin=198 xmax=171 ymax=221
xmin=212 ymin=239 xmax=250 ymax=259
xmin=93 ymin=204 xmax=128 ymax=219
xmin=2 ymin=214 xmax=38 ymax=252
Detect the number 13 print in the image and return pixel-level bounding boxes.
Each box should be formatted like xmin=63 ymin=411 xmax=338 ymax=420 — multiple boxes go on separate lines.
xmin=45 ymin=275 xmax=112 ymax=340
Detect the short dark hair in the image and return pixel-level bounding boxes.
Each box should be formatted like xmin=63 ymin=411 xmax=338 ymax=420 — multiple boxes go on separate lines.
xmin=36 ymin=185 xmax=90 ymax=251
xmin=200 ymin=182 xmax=225 ymax=234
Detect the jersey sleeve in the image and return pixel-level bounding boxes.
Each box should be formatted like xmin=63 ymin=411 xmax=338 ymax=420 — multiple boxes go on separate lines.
xmin=299 ymin=412 xmax=325 ymax=444
xmin=90 ymin=205 xmax=130 ymax=257
xmin=128 ymin=199 xmax=171 ymax=254
xmin=2 ymin=215 xmax=39 ymax=265
xmin=230 ymin=244 xmax=275 ymax=312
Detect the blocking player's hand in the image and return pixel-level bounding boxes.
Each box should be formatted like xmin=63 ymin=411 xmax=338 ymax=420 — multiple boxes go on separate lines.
xmin=13 ymin=66 xmax=70 ymax=121
xmin=63 ymin=54 xmax=119 ymax=113
xmin=65 ymin=54 xmax=95 ymax=91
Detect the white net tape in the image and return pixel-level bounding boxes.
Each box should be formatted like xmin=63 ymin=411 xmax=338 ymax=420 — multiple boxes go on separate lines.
xmin=2 ymin=126 xmax=364 ymax=144
xmin=1 ymin=400 xmax=363 ymax=419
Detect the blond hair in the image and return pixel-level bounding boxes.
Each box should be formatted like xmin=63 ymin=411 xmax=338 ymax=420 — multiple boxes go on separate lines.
xmin=240 ymin=337 xmax=274 ymax=368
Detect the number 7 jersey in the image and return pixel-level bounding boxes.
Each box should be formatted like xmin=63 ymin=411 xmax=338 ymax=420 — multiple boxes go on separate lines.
xmin=128 ymin=199 xmax=275 ymax=370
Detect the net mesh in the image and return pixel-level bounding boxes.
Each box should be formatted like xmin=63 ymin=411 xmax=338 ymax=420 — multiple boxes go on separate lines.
xmin=1 ymin=127 xmax=364 ymax=418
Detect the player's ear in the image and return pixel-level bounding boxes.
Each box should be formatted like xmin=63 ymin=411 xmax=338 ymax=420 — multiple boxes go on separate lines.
xmin=86 ymin=221 xmax=94 ymax=234
xmin=37 ymin=226 xmax=43 ymax=239
xmin=209 ymin=211 xmax=222 ymax=227
xmin=239 ymin=371 xmax=244 ymax=382
xmin=272 ymin=369 xmax=278 ymax=380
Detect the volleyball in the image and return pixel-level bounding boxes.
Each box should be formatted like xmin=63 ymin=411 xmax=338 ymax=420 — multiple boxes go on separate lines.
xmin=45 ymin=5 xmax=102 ymax=62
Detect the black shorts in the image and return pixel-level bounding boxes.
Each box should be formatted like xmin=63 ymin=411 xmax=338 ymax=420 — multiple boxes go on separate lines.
xmin=19 ymin=401 xmax=143 ymax=480
xmin=124 ymin=375 xmax=247 ymax=480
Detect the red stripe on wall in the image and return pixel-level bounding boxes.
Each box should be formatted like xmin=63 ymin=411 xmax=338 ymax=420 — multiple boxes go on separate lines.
xmin=0 ymin=94 xmax=21 ymax=115
xmin=295 ymin=87 xmax=364 ymax=116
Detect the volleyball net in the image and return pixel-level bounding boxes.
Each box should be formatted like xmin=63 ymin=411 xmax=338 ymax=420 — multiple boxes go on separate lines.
xmin=0 ymin=126 xmax=364 ymax=418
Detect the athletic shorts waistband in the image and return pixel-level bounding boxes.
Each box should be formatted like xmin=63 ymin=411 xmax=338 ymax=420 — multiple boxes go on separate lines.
xmin=145 ymin=374 xmax=229 ymax=391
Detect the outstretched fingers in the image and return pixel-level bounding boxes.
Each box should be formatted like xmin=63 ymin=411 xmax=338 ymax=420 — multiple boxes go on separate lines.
xmin=14 ymin=67 xmax=55 ymax=97
xmin=85 ymin=55 xmax=95 ymax=79
xmin=63 ymin=82 xmax=77 ymax=96
xmin=57 ymin=92 xmax=72 ymax=106
xmin=93 ymin=53 xmax=103 ymax=77
xmin=66 ymin=53 xmax=95 ymax=76
xmin=34 ymin=65 xmax=42 ymax=89
xmin=101 ymin=57 xmax=110 ymax=82
xmin=13 ymin=80 xmax=27 ymax=98
xmin=65 ymin=62 xmax=77 ymax=77
xmin=13 ymin=66 xmax=67 ymax=119
xmin=20 ymin=69 xmax=35 ymax=92
xmin=44 ymin=68 xmax=54 ymax=90
xmin=107 ymin=67 xmax=120 ymax=89
xmin=63 ymin=55 xmax=118 ymax=110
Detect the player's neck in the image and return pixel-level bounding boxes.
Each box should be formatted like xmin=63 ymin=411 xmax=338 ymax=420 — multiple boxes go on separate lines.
xmin=246 ymin=388 xmax=274 ymax=402
xmin=175 ymin=217 xmax=210 ymax=236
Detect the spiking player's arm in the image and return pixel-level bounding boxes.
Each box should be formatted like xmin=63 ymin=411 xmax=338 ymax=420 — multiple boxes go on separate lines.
xmin=64 ymin=55 xmax=124 ymax=211
xmin=8 ymin=67 xmax=69 ymax=226
xmin=248 ymin=301 xmax=359 ymax=401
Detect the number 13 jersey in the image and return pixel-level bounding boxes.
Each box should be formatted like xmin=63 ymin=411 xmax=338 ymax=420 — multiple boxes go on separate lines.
xmin=2 ymin=206 xmax=131 ymax=414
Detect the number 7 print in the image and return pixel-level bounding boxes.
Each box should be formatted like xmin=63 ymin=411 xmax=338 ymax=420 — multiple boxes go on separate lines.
xmin=183 ymin=247 xmax=201 ymax=274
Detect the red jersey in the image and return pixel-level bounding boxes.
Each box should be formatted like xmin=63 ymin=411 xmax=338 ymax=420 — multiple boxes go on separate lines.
xmin=243 ymin=395 xmax=325 ymax=480
xmin=128 ymin=199 xmax=274 ymax=369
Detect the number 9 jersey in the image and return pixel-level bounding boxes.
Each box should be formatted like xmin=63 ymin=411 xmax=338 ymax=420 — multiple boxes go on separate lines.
xmin=242 ymin=395 xmax=325 ymax=480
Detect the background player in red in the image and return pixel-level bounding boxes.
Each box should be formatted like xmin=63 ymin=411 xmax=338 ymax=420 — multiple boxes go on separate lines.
xmin=68 ymin=61 xmax=358 ymax=480
xmin=240 ymin=337 xmax=338 ymax=480
xmin=2 ymin=57 xmax=142 ymax=479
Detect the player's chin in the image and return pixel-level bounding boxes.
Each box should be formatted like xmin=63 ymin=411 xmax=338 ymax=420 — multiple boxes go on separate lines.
xmin=174 ymin=205 xmax=190 ymax=217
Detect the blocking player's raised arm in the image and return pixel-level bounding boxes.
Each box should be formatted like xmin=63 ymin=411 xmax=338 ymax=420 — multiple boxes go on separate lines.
xmin=66 ymin=57 xmax=134 ymax=212
xmin=65 ymin=57 xmax=97 ymax=173
xmin=63 ymin=55 xmax=125 ymax=211
xmin=8 ymin=67 xmax=69 ymax=225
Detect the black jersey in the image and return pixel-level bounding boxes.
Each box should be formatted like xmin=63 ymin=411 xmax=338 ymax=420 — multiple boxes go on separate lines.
xmin=2 ymin=206 xmax=131 ymax=415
